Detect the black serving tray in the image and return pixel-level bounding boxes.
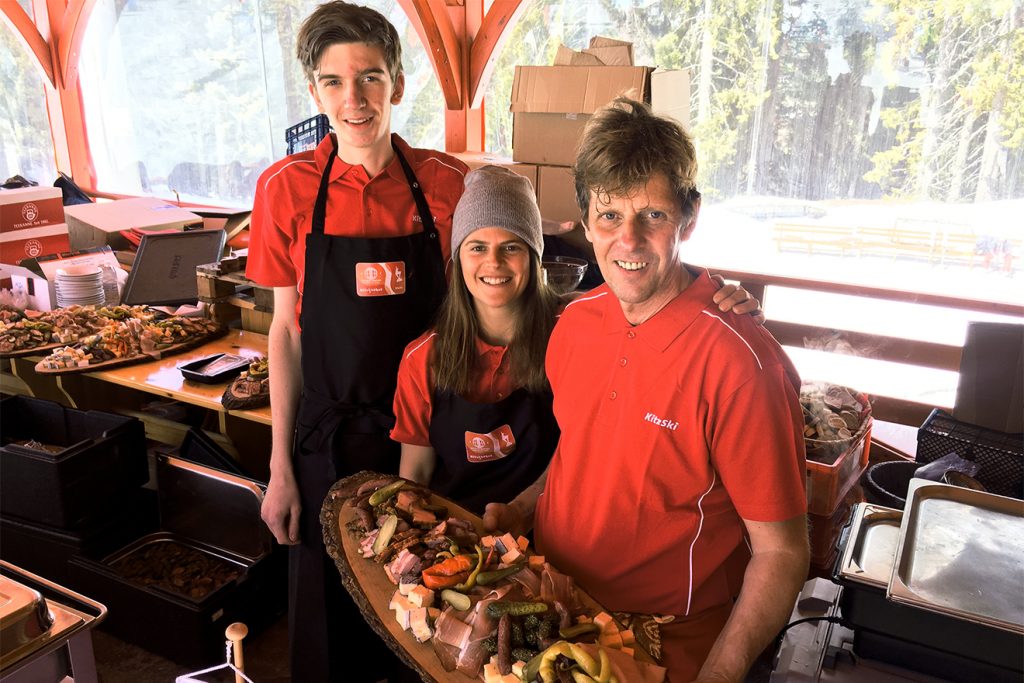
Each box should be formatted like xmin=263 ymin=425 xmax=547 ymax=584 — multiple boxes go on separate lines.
xmin=178 ymin=353 xmax=250 ymax=384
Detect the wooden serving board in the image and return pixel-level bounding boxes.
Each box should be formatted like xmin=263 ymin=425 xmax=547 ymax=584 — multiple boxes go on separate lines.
xmin=0 ymin=341 xmax=64 ymax=359
xmin=322 ymin=471 xmax=658 ymax=682
xmin=33 ymin=328 xmax=228 ymax=375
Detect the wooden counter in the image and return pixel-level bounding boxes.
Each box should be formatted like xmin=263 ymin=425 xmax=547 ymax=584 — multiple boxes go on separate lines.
xmin=85 ymin=329 xmax=271 ymax=425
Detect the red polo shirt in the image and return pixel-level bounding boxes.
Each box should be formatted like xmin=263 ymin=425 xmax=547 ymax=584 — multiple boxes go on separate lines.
xmin=391 ymin=330 xmax=516 ymax=446
xmin=245 ymin=133 xmax=467 ymax=323
xmin=536 ymin=269 xmax=806 ymax=618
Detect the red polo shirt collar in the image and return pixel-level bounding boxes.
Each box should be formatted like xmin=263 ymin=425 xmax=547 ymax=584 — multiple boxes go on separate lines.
xmin=313 ymin=133 xmax=415 ymax=184
xmin=598 ymin=267 xmax=716 ymax=352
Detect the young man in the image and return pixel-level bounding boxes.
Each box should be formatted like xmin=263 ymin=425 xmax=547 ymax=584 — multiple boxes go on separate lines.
xmin=245 ymin=3 xmax=468 ymax=680
xmin=484 ymin=98 xmax=810 ymax=682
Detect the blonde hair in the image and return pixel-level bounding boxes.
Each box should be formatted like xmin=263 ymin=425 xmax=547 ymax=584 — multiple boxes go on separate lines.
xmin=573 ymin=97 xmax=700 ymax=217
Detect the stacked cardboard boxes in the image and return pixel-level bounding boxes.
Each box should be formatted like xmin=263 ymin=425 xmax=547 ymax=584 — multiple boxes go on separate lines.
xmin=510 ymin=38 xmax=691 ymax=224
xmin=64 ymin=197 xmax=203 ymax=252
xmin=0 ymin=186 xmax=70 ymax=264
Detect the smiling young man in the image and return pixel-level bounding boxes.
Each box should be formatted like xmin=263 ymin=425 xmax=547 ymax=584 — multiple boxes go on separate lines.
xmin=484 ymin=99 xmax=809 ymax=682
xmin=245 ymin=2 xmax=467 ymax=680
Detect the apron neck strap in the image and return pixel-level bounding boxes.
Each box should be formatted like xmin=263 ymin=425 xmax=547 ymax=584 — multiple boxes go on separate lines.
xmin=311 ymin=137 xmax=439 ymax=239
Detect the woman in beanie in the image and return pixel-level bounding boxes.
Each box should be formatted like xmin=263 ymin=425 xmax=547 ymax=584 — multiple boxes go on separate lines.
xmin=390 ymin=166 xmax=763 ymax=513
xmin=390 ymin=166 xmax=560 ymax=513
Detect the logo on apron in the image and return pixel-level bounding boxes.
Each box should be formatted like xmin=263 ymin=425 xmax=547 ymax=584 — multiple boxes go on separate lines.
xmin=355 ymin=261 xmax=406 ymax=296
xmin=465 ymin=425 xmax=516 ymax=462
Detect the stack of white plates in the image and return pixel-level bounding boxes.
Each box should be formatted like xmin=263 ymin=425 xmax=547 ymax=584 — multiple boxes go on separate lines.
xmin=55 ymin=265 xmax=105 ymax=308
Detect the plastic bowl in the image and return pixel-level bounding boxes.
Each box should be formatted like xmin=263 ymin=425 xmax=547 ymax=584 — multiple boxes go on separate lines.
xmin=542 ymin=256 xmax=588 ymax=295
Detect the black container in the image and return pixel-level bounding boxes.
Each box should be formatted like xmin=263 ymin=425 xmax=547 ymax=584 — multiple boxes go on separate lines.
xmin=178 ymin=353 xmax=250 ymax=384
xmin=0 ymin=489 xmax=158 ymax=588
xmin=68 ymin=456 xmax=286 ymax=667
xmin=0 ymin=395 xmax=148 ymax=528
xmin=917 ymin=409 xmax=1023 ymax=499
xmin=862 ymin=460 xmax=918 ymax=507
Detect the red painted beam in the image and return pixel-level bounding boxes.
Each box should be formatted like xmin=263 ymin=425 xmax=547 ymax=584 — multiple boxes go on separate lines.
xmin=1 ymin=2 xmax=55 ymax=87
xmin=468 ymin=0 xmax=525 ymax=108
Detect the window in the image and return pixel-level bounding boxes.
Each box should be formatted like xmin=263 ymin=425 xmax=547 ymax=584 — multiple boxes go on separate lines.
xmin=0 ymin=23 xmax=57 ymax=185
xmin=482 ymin=0 xmax=1023 ymax=413
xmin=77 ymin=0 xmax=443 ymax=206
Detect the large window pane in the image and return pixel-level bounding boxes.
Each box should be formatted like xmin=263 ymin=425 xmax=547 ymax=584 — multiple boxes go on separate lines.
xmin=0 ymin=24 xmax=57 ymax=185
xmin=78 ymin=0 xmax=443 ymax=206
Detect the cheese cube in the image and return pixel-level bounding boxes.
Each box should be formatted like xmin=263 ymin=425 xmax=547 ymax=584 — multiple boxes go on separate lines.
xmin=483 ymin=662 xmax=501 ymax=683
xmin=408 ymin=584 xmax=435 ymax=608
xmin=512 ymin=660 xmax=526 ymax=678
xmin=390 ymin=592 xmax=416 ymax=630
xmin=598 ymin=631 xmax=623 ymax=649
xmin=593 ymin=611 xmax=616 ymax=633
xmin=516 ymin=535 xmax=529 ymax=552
xmin=427 ymin=607 xmax=441 ymax=621
xmin=620 ymin=628 xmax=635 ymax=646
xmin=410 ymin=607 xmax=432 ymax=642
xmin=576 ymin=614 xmax=592 ymax=624
xmin=500 ymin=675 xmax=520 ymax=683
xmin=398 ymin=581 xmax=418 ymax=596
xmin=621 ymin=646 xmax=635 ymax=658
xmin=500 ymin=547 xmax=523 ymax=565
xmin=481 ymin=535 xmax=497 ymax=548
xmin=528 ymin=555 xmax=546 ymax=568
xmin=498 ymin=533 xmax=518 ymax=555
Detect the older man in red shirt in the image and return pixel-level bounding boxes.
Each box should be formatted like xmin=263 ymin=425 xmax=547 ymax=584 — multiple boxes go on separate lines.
xmin=485 ymin=98 xmax=809 ymax=683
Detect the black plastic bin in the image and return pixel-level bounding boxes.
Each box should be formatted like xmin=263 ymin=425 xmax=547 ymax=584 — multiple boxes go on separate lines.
xmin=0 ymin=395 xmax=148 ymax=528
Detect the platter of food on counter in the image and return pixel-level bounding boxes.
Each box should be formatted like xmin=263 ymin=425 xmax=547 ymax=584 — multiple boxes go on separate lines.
xmin=220 ymin=356 xmax=269 ymax=409
xmin=34 ymin=315 xmax=226 ymax=374
xmin=322 ymin=471 xmax=666 ymax=683
xmin=0 ymin=304 xmax=167 ymax=358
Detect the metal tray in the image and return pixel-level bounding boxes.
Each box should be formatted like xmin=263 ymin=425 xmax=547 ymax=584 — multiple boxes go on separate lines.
xmin=178 ymin=353 xmax=250 ymax=384
xmin=888 ymin=478 xmax=1024 ymax=634
xmin=837 ymin=503 xmax=902 ymax=588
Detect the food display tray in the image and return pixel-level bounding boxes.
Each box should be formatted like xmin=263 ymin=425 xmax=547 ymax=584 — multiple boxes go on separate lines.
xmin=322 ymin=470 xmax=661 ymax=683
xmin=889 ymin=479 xmax=1024 ymax=635
xmin=178 ymin=352 xmax=250 ymax=384
xmin=834 ymin=501 xmax=1024 ymax=675
xmin=836 ymin=503 xmax=903 ymax=588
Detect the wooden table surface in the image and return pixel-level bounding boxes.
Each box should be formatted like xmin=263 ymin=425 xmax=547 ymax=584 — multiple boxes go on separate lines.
xmin=85 ymin=329 xmax=272 ymax=425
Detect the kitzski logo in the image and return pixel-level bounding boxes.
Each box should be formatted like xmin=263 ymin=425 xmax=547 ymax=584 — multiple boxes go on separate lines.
xmin=644 ymin=411 xmax=679 ymax=431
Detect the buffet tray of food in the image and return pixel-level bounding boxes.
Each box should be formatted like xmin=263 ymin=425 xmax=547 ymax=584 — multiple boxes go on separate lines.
xmin=323 ymin=471 xmax=666 ymax=683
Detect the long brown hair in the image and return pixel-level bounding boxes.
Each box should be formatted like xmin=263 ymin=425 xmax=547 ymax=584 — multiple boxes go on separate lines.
xmin=431 ymin=249 xmax=561 ymax=396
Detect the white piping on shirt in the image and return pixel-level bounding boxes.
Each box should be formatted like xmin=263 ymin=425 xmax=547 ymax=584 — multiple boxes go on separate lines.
xmin=686 ymin=471 xmax=717 ymax=617
xmin=423 ymin=156 xmax=466 ymax=177
xmin=700 ymin=310 xmax=763 ymax=370
xmin=563 ymin=291 xmax=608 ymax=310
xmin=405 ymin=332 xmax=438 ymax=360
xmin=262 ymin=159 xmax=316 ymax=192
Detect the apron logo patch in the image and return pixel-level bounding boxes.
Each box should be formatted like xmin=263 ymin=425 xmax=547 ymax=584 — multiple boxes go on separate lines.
xmin=355 ymin=261 xmax=406 ymax=296
xmin=465 ymin=425 xmax=516 ymax=462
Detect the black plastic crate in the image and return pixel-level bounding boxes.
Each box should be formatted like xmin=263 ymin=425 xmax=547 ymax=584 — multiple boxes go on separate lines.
xmin=0 ymin=395 xmax=148 ymax=528
xmin=285 ymin=113 xmax=331 ymax=155
xmin=917 ymin=409 xmax=1023 ymax=499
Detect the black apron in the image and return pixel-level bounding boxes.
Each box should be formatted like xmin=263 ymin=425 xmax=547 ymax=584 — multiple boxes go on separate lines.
xmin=289 ymin=138 xmax=445 ymax=682
xmin=427 ymin=386 xmax=560 ymax=516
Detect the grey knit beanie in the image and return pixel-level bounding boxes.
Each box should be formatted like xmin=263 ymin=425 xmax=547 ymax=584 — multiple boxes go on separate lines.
xmin=451 ymin=166 xmax=543 ymax=257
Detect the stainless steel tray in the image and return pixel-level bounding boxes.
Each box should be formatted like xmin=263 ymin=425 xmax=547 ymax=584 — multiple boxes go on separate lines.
xmin=837 ymin=503 xmax=903 ymax=588
xmin=888 ymin=478 xmax=1024 ymax=634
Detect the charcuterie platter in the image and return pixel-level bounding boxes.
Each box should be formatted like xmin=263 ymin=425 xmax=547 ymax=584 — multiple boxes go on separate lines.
xmin=34 ymin=316 xmax=226 ymax=374
xmin=0 ymin=305 xmax=170 ymax=359
xmin=322 ymin=471 xmax=666 ymax=683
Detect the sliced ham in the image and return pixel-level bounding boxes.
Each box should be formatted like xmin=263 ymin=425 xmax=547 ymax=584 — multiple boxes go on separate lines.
xmin=507 ymin=566 xmax=542 ymax=599
xmin=388 ymin=549 xmax=423 ymax=579
xmin=433 ymin=608 xmax=473 ymax=650
xmin=540 ymin=563 xmax=580 ymax=612
xmin=454 ymin=585 xmax=516 ymax=677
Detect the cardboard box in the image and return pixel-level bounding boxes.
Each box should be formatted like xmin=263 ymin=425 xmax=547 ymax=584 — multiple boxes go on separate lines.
xmin=64 ymin=198 xmax=202 ymax=252
xmin=510 ymin=65 xmax=690 ymax=166
xmin=1 ymin=223 xmax=71 ymax=265
xmin=0 ymin=186 xmax=64 ymax=233
xmin=0 ymin=263 xmax=56 ymax=311
xmin=536 ymin=165 xmax=580 ymax=224
xmin=450 ymin=152 xmax=538 ymax=191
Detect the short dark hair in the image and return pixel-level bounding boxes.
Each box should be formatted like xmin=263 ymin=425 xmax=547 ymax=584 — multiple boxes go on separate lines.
xmin=296 ymin=1 xmax=403 ymax=84
xmin=573 ymin=97 xmax=700 ymax=218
